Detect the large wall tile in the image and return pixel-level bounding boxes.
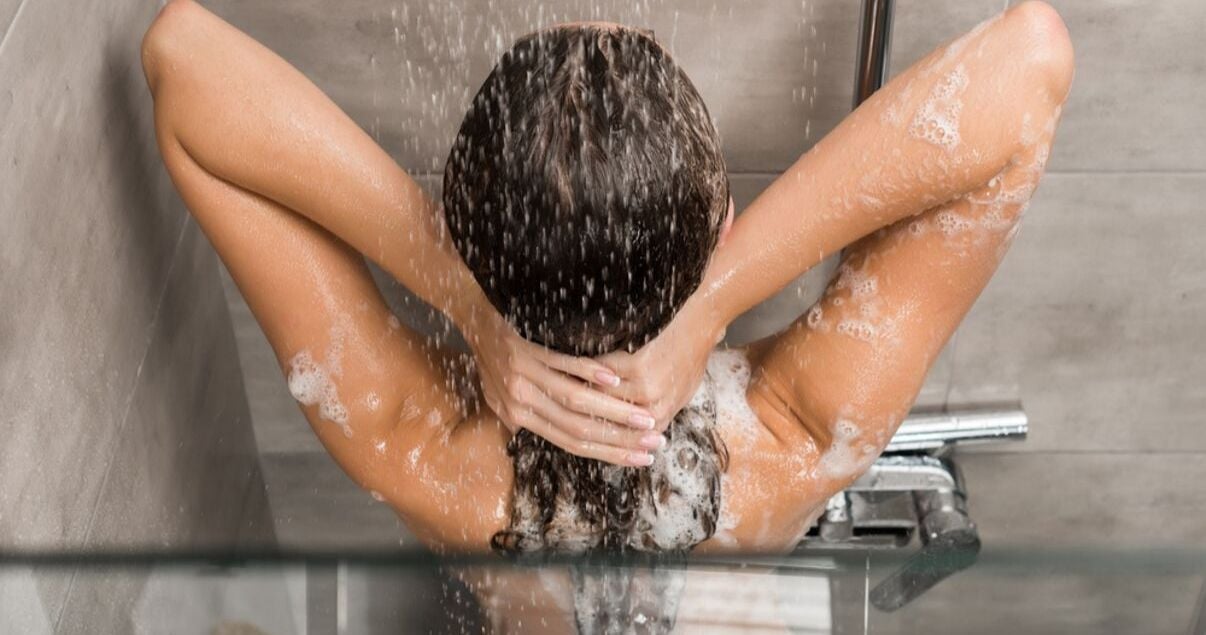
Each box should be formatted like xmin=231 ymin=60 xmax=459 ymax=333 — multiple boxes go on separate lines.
xmin=78 ymin=221 xmax=272 ymax=550
xmin=204 ymin=0 xmax=1205 ymax=174
xmin=0 ymin=0 xmax=186 ymax=551
xmin=0 ymin=0 xmax=23 ymax=45
xmin=1029 ymin=0 xmax=1206 ymax=171
xmin=201 ymin=0 xmax=865 ymax=174
xmin=888 ymin=0 xmax=1007 ymax=75
xmin=961 ymin=451 xmax=1206 ymax=549
xmin=0 ymin=0 xmax=189 ymax=625
xmin=1 ymin=0 xmax=273 ymax=630
xmin=946 ymin=173 xmax=1206 ymax=452
xmin=260 ymin=452 xmax=411 ymax=549
xmin=53 ymin=221 xmax=274 ymax=631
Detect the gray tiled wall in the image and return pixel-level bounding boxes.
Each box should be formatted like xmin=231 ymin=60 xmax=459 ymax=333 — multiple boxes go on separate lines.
xmin=197 ymin=0 xmax=1206 ymax=628
xmin=0 ymin=0 xmax=274 ymax=631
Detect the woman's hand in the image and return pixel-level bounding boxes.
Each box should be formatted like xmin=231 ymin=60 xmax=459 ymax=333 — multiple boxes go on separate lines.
xmin=458 ymin=305 xmax=665 ymax=467
xmin=594 ymin=292 xmax=728 ymax=430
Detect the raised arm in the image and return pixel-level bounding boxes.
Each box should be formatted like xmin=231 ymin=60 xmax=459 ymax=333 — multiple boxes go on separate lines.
xmin=752 ymin=1 xmax=1073 ymax=497
xmin=142 ymin=2 xmax=470 ymax=319
xmin=142 ymin=0 xmax=519 ymax=552
xmin=704 ymin=3 xmax=1071 ymax=326
xmin=140 ymin=0 xmax=662 ymax=466
xmin=599 ymin=2 xmax=1073 ymax=427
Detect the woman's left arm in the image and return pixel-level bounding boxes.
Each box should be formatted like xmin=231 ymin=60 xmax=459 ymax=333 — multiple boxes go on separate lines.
xmin=599 ymin=1 xmax=1074 ymax=427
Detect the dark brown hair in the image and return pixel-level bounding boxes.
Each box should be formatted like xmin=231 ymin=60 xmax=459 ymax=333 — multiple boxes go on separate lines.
xmin=443 ymin=23 xmax=729 ymax=357
xmin=443 ymin=24 xmax=730 ymax=565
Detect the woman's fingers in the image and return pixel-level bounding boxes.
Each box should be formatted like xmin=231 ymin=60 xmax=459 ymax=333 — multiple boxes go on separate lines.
xmin=585 ymin=355 xmax=712 ymax=429
xmin=589 ymin=351 xmax=659 ymax=404
xmin=528 ymin=389 xmax=664 ymax=453
xmin=534 ymin=346 xmax=622 ymax=388
xmin=532 ymin=363 xmax=657 ymax=430
xmin=509 ymin=405 xmax=656 ymax=467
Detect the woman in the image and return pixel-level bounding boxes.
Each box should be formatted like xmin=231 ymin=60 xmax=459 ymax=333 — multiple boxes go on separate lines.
xmin=139 ymin=0 xmax=1072 ymax=574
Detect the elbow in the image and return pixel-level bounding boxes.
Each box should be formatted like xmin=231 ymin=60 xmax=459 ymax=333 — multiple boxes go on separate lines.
xmin=1011 ymin=1 xmax=1076 ymax=103
xmin=140 ymin=0 xmax=198 ymax=95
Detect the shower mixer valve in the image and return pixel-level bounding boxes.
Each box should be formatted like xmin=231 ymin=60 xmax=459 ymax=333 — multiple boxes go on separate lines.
xmin=795 ymin=407 xmax=1027 ymax=612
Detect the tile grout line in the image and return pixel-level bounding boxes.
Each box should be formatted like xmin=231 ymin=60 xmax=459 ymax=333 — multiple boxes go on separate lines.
xmin=51 ymin=216 xmax=191 ymax=633
xmin=0 ymin=0 xmax=30 ymax=58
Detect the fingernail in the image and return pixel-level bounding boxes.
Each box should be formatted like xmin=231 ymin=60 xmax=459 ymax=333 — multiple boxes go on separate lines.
xmin=595 ymin=370 xmax=621 ymax=387
xmin=627 ymin=452 xmax=654 ymax=467
xmin=639 ymin=433 xmax=666 ymax=450
xmin=628 ymin=413 xmax=656 ymax=429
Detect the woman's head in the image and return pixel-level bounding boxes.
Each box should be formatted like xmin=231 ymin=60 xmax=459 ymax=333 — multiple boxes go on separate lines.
xmin=444 ymin=23 xmax=730 ymax=356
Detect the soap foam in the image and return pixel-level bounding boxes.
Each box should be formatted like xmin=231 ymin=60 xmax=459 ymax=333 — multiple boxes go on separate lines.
xmin=936 ymin=209 xmax=975 ymax=236
xmin=816 ymin=418 xmax=876 ymax=480
xmin=706 ymin=349 xmax=761 ymax=444
xmin=910 ymin=64 xmax=969 ymax=151
xmin=853 ymin=276 xmax=877 ymax=298
xmin=287 ymin=350 xmax=350 ymax=435
xmin=834 ymin=263 xmax=877 ymax=299
xmin=835 ymin=319 xmax=877 ymax=342
xmin=805 ymin=305 xmax=825 ymax=330
xmin=639 ymin=441 xmax=718 ymax=550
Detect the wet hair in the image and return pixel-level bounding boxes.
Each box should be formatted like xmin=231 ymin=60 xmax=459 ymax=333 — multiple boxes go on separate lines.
xmin=492 ymin=374 xmax=727 ymax=556
xmin=443 ymin=23 xmax=730 ymax=357
xmin=443 ymin=24 xmax=730 ymax=568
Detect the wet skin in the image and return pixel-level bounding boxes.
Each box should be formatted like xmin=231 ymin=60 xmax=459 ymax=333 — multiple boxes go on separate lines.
xmin=141 ymin=0 xmax=1073 ymax=556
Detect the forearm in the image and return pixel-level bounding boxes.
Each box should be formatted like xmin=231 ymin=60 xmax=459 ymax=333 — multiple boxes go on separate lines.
xmin=697 ymin=4 xmax=1069 ymax=330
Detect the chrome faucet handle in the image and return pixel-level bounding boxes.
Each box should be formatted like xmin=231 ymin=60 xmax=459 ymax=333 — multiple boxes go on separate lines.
xmin=869 ymin=489 xmax=981 ymax=611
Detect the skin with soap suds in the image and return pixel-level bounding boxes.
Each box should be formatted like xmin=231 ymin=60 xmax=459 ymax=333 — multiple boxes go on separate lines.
xmin=142 ymin=1 xmax=1073 ymax=629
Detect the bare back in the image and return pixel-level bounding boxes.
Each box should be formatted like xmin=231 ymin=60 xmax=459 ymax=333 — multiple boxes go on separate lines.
xmin=393 ymin=345 xmax=832 ymax=554
xmin=142 ymin=0 xmax=1072 ymax=557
